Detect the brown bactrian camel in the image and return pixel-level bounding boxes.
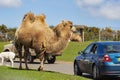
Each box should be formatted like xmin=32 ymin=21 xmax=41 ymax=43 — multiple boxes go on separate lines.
xmin=15 ymin=12 xmax=48 ymax=70
xmin=70 ymin=33 xmax=82 ymax=42
xmin=15 ymin=12 xmax=76 ymax=71
xmin=15 ymin=12 xmax=35 ymax=69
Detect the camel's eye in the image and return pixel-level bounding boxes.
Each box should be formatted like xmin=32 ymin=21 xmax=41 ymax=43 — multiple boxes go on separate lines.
xmin=70 ymin=25 xmax=72 ymax=28
xmin=63 ymin=23 xmax=67 ymax=27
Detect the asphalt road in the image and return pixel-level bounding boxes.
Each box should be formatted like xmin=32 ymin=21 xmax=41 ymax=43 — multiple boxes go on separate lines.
xmin=13 ymin=59 xmax=74 ymax=75
xmin=12 ymin=59 xmax=95 ymax=80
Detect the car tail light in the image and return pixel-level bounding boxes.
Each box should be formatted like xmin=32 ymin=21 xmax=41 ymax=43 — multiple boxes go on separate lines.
xmin=102 ymin=54 xmax=112 ymax=62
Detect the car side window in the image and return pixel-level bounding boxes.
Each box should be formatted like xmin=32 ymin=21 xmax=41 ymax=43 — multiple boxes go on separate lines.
xmin=84 ymin=44 xmax=93 ymax=54
xmin=90 ymin=44 xmax=97 ymax=54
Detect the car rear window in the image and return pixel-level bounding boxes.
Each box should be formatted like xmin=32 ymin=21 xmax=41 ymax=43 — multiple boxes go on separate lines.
xmin=103 ymin=44 xmax=120 ymax=53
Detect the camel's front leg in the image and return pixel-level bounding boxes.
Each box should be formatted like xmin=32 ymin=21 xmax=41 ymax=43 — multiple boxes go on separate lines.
xmin=19 ymin=49 xmax=22 ymax=70
xmin=24 ymin=47 xmax=29 ymax=70
xmin=38 ymin=57 xmax=44 ymax=71
xmin=38 ymin=48 xmax=46 ymax=71
xmin=1 ymin=57 xmax=4 ymax=65
xmin=17 ymin=45 xmax=23 ymax=70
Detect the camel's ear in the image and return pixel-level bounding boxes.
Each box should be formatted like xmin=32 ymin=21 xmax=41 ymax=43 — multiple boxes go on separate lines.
xmin=22 ymin=14 xmax=27 ymax=21
xmin=40 ymin=14 xmax=46 ymax=22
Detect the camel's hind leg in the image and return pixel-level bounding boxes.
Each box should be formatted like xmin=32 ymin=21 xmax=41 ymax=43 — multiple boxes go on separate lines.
xmin=10 ymin=58 xmax=14 ymax=67
xmin=1 ymin=57 xmax=4 ymax=65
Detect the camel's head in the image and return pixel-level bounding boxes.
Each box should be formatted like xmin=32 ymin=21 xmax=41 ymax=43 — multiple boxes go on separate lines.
xmin=35 ymin=14 xmax=46 ymax=23
xmin=22 ymin=12 xmax=35 ymax=23
xmin=61 ymin=20 xmax=76 ymax=32
xmin=54 ymin=20 xmax=76 ymax=37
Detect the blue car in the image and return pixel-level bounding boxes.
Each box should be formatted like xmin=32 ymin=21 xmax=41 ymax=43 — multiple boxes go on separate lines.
xmin=74 ymin=41 xmax=120 ymax=80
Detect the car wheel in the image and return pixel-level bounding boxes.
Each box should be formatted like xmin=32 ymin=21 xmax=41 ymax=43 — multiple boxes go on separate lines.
xmin=27 ymin=55 xmax=34 ymax=63
xmin=93 ymin=65 xmax=101 ymax=80
xmin=47 ymin=55 xmax=56 ymax=64
xmin=74 ymin=62 xmax=82 ymax=76
xmin=4 ymin=49 xmax=10 ymax=52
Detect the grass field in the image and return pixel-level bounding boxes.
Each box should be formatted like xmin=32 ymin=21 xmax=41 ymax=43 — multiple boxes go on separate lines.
xmin=0 ymin=42 xmax=9 ymax=52
xmin=0 ymin=66 xmax=90 ymax=80
xmin=57 ymin=41 xmax=92 ymax=62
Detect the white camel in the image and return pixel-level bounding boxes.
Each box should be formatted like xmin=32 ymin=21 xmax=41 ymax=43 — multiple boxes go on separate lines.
xmin=0 ymin=52 xmax=15 ymax=67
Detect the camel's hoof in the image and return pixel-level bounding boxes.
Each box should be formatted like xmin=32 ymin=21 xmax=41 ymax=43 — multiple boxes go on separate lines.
xmin=38 ymin=66 xmax=43 ymax=71
xmin=19 ymin=67 xmax=22 ymax=70
xmin=26 ymin=68 xmax=29 ymax=70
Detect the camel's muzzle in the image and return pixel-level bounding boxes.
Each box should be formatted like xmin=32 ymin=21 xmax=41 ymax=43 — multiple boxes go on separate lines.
xmin=71 ymin=26 xmax=76 ymax=32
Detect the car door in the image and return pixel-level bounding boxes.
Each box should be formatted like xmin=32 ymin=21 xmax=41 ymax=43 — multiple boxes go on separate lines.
xmin=84 ymin=44 xmax=98 ymax=73
xmin=80 ymin=43 xmax=94 ymax=73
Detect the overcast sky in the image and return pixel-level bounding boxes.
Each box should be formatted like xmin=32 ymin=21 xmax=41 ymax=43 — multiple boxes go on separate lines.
xmin=0 ymin=0 xmax=120 ymax=30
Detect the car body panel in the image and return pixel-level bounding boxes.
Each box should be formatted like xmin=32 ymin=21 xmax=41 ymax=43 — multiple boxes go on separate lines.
xmin=74 ymin=41 xmax=120 ymax=77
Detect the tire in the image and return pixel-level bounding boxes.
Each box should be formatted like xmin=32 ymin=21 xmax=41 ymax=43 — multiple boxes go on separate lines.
xmin=93 ymin=65 xmax=101 ymax=80
xmin=27 ymin=55 xmax=34 ymax=63
xmin=4 ymin=49 xmax=10 ymax=52
xmin=47 ymin=55 xmax=56 ymax=64
xmin=74 ymin=62 xmax=82 ymax=76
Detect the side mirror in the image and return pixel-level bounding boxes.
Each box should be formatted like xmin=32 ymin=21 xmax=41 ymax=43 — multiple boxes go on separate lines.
xmin=78 ymin=51 xmax=83 ymax=54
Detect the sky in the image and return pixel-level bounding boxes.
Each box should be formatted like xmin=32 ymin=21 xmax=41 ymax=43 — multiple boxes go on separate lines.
xmin=0 ymin=0 xmax=120 ymax=30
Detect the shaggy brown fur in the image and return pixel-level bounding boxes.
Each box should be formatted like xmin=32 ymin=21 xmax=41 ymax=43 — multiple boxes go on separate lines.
xmin=15 ymin=13 xmax=47 ymax=49
xmin=15 ymin=12 xmax=75 ymax=71
xmin=31 ymin=20 xmax=74 ymax=71
xmin=15 ymin=12 xmax=36 ymax=70
xmin=45 ymin=21 xmax=73 ymax=54
xmin=70 ymin=33 xmax=82 ymax=42
xmin=15 ymin=12 xmax=35 ymax=42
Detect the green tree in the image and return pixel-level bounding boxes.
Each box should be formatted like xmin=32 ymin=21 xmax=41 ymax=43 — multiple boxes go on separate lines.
xmin=117 ymin=30 xmax=120 ymax=41
xmin=100 ymin=27 xmax=113 ymax=41
xmin=7 ymin=28 xmax=16 ymax=40
xmin=0 ymin=24 xmax=8 ymax=33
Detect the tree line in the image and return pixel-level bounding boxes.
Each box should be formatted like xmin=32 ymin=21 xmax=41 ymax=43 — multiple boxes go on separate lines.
xmin=75 ymin=25 xmax=120 ymax=41
xmin=0 ymin=24 xmax=120 ymax=42
xmin=0 ymin=24 xmax=16 ymax=41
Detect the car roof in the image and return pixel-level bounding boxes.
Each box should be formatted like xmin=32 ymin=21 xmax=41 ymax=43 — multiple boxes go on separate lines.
xmin=92 ymin=41 xmax=120 ymax=45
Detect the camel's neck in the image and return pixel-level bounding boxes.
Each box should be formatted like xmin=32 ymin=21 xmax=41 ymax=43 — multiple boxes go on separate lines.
xmin=45 ymin=31 xmax=71 ymax=53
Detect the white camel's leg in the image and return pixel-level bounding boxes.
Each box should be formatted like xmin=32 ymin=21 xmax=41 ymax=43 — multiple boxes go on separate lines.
xmin=10 ymin=58 xmax=14 ymax=67
xmin=1 ymin=58 xmax=4 ymax=65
